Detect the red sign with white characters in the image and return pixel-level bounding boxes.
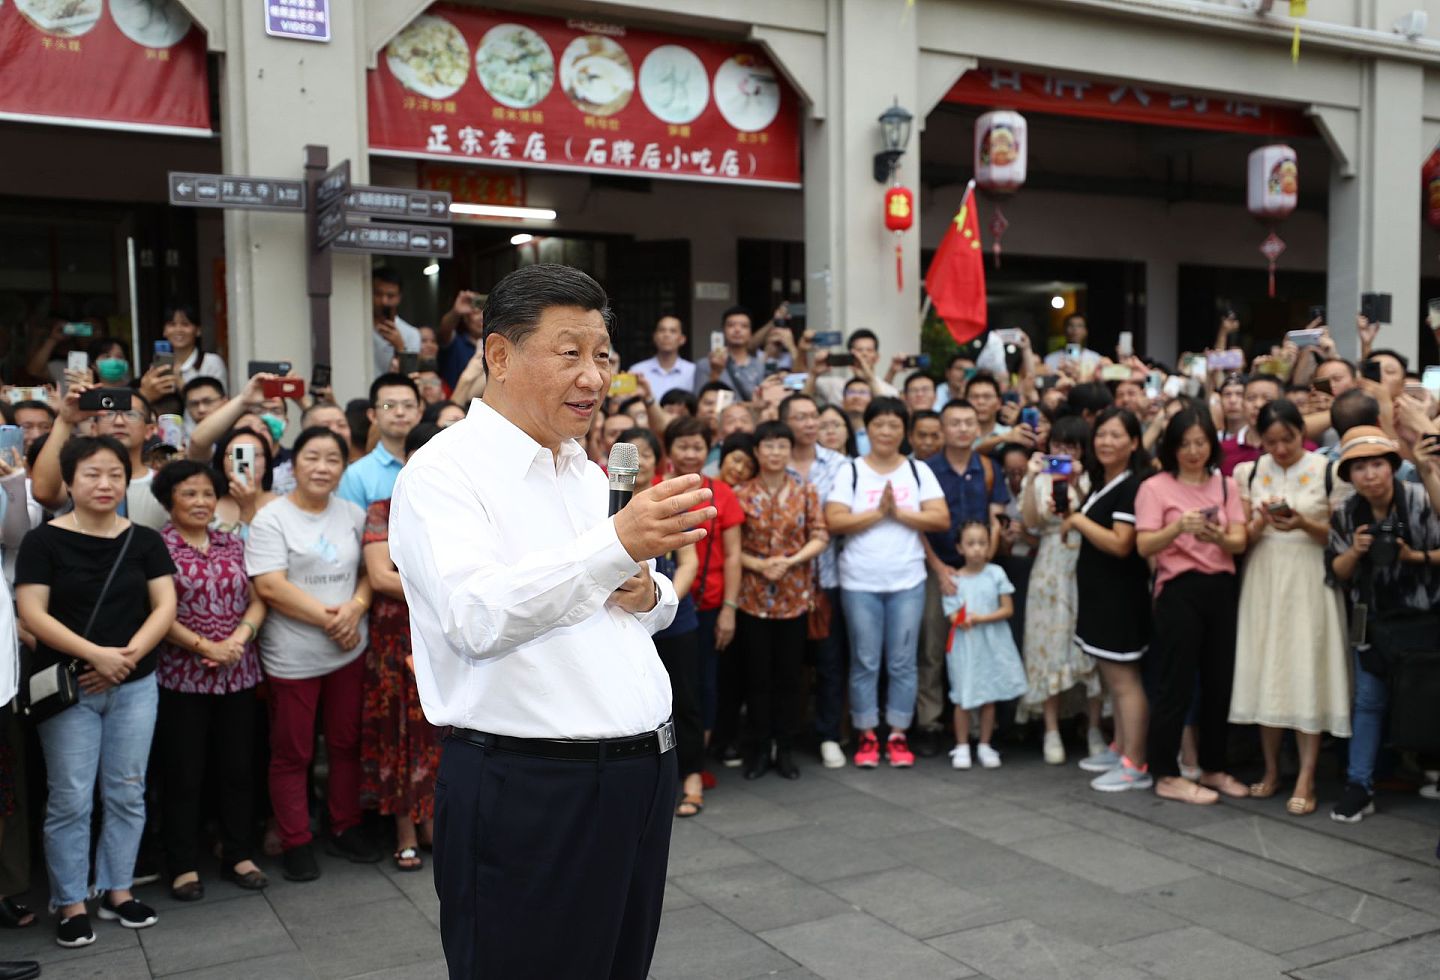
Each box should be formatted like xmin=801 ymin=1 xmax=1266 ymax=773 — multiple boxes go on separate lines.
xmin=947 ymin=68 xmax=1313 ymax=138
xmin=0 ymin=0 xmax=210 ymax=135
xmin=368 ymin=4 xmax=801 ymax=187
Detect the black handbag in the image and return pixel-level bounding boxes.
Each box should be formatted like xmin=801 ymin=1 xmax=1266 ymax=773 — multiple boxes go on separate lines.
xmin=21 ymin=526 xmax=134 ymax=722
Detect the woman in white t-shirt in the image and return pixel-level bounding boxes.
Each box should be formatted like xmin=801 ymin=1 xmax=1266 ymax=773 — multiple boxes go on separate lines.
xmin=162 ymin=303 xmax=228 ymax=387
xmin=825 ymin=397 xmax=948 ymax=769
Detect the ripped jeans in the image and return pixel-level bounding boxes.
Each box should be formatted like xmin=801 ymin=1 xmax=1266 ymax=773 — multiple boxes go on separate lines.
xmin=38 ymin=672 xmax=157 ymax=908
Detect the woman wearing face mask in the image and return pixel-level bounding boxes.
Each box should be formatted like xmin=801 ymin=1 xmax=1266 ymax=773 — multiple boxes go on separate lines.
xmin=1231 ymin=400 xmax=1348 ymax=816
xmin=1064 ymin=407 xmax=1154 ymax=792
xmin=210 ymin=428 xmax=277 ymax=537
xmin=663 ymin=419 xmax=743 ymax=770
xmin=89 ymin=337 xmax=133 ymax=387
xmin=161 ymin=304 xmax=227 ymax=386
xmin=1327 ymin=427 xmax=1440 ymax=824
xmin=245 ymin=427 xmax=373 ymax=883
xmin=1136 ymin=409 xmax=1248 ymax=805
xmin=825 ymin=397 xmax=949 ymax=768
xmin=1017 ymin=415 xmax=1104 ymax=766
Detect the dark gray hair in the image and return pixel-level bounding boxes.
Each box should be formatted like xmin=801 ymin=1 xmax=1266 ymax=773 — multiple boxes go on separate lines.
xmin=481 ymin=264 xmax=612 ymax=374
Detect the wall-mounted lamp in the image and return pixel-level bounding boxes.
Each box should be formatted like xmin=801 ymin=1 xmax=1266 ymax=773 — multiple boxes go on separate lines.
xmin=872 ymin=99 xmax=914 ymax=183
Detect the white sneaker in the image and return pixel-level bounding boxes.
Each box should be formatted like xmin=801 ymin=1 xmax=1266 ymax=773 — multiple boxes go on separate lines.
xmin=950 ymin=744 xmax=972 ymax=770
xmin=1079 ymin=745 xmax=1121 ymax=773
xmin=819 ymin=740 xmax=846 ymax=769
xmin=976 ymin=743 xmax=1002 ymax=769
xmin=1086 ymin=727 xmax=1108 ymax=759
xmin=1043 ymin=730 xmax=1066 ymax=765
xmin=1419 ymin=782 xmax=1440 ymax=800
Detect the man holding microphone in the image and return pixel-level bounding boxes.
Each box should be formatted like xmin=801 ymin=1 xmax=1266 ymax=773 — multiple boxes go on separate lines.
xmin=389 ymin=264 xmax=715 ymax=979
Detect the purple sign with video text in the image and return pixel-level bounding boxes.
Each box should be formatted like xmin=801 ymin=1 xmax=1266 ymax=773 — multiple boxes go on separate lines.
xmin=265 ymin=0 xmax=331 ymax=43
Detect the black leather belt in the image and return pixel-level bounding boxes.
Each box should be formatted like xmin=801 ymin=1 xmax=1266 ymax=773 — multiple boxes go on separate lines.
xmin=449 ymin=720 xmax=676 ymax=762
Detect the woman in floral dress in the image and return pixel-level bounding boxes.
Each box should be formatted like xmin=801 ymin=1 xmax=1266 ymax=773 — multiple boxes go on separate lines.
xmin=359 ymin=424 xmax=442 ymax=872
xmin=1016 ymin=415 xmax=1104 ymax=765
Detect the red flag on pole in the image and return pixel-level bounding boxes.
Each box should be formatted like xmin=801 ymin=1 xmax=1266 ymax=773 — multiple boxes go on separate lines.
xmin=924 ymin=181 xmax=988 ymax=346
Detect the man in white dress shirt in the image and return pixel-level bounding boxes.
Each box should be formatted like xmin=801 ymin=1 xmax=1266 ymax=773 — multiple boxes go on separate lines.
xmin=389 ymin=264 xmax=716 ymax=980
xmin=627 ymin=313 xmax=696 ymax=400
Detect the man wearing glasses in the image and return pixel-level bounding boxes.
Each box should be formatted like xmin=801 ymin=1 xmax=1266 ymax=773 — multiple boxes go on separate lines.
xmin=31 ymin=387 xmax=171 ymax=529
xmin=337 ymin=373 xmax=421 ymax=512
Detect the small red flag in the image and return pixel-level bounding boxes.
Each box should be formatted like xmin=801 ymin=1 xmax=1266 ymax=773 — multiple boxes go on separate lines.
xmin=924 ymin=182 xmax=988 ymax=346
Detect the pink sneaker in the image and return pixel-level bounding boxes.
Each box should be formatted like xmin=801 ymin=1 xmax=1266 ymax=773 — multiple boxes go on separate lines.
xmin=886 ymin=733 xmax=915 ymax=768
xmin=854 ymin=732 xmax=881 ymax=768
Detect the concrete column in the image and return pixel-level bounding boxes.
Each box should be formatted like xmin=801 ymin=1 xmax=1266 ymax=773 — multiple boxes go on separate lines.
xmin=1326 ymin=61 xmax=1424 ymax=365
xmin=803 ymin=0 xmax=922 ymax=360
xmin=1143 ymin=258 xmax=1178 ymax=366
xmin=213 ymin=1 xmax=375 ymax=405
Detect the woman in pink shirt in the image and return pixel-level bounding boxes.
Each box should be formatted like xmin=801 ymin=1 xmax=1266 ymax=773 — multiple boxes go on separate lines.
xmin=1136 ymin=408 xmax=1248 ymax=805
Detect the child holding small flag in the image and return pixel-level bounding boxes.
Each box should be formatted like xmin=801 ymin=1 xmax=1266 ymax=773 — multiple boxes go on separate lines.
xmin=944 ymin=522 xmax=1027 ymax=770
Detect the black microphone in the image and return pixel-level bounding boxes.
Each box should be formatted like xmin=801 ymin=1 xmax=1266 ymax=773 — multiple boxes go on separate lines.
xmin=607 ymin=442 xmax=639 ymax=516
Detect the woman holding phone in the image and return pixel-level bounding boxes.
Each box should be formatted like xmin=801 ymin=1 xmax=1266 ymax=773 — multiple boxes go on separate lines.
xmin=162 ymin=303 xmax=228 ymax=386
xmin=1230 ymin=399 xmax=1348 ymax=815
xmin=210 ymin=427 xmax=277 ymax=537
xmin=1135 ymin=409 xmax=1248 ymax=805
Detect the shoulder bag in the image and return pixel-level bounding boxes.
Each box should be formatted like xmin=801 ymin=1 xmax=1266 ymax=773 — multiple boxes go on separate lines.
xmin=21 ymin=526 xmax=136 ymax=722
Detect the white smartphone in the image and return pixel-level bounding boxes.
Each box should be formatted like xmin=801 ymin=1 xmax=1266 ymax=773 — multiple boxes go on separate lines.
xmin=230 ymin=443 xmax=256 ymax=488
xmin=67 ymin=351 xmax=89 ymax=373
xmin=1117 ymin=331 xmax=1133 ymax=358
xmin=710 ymin=330 xmax=726 ymax=354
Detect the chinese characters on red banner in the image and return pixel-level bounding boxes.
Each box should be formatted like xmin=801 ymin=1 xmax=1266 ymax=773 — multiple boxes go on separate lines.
xmin=368 ymin=4 xmax=800 ymax=187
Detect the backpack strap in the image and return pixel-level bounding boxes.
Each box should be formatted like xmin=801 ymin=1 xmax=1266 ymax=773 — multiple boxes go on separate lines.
xmin=908 ymin=457 xmax=920 ymax=487
xmin=850 ymin=460 xmax=858 ymax=495
xmin=1325 ymin=459 xmax=1335 ymax=500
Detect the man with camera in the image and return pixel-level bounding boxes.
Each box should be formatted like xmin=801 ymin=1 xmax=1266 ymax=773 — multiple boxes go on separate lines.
xmin=1326 ymin=427 xmax=1440 ymax=823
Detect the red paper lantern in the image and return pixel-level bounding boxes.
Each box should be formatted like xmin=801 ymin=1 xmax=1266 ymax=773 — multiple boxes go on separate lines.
xmin=884 ymin=186 xmax=914 ymax=231
xmin=1247 ymin=144 xmax=1298 ymax=297
xmin=884 ymin=186 xmax=914 ymax=291
xmin=974 ymin=110 xmax=1027 ymax=267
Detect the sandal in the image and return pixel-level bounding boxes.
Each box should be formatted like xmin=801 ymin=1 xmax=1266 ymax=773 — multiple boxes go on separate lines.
xmin=1155 ymin=777 xmax=1219 ymax=806
xmin=1249 ymin=779 xmax=1280 ymax=799
xmin=1286 ymin=796 xmax=1317 ymax=816
xmin=393 ymin=847 xmax=423 ymax=872
xmin=0 ymin=897 xmax=35 ymax=929
xmin=1200 ymin=773 xmax=1251 ymax=799
xmin=675 ymin=794 xmax=704 ymax=818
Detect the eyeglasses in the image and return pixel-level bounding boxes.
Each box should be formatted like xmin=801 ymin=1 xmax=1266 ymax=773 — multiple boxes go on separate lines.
xmin=786 ymin=412 xmax=819 ymax=423
xmin=97 ymin=410 xmax=145 ymax=422
xmin=379 ymin=400 xmax=419 ymax=413
xmin=818 ymin=419 xmax=845 ymax=430
xmin=186 ymin=396 xmax=221 ymax=411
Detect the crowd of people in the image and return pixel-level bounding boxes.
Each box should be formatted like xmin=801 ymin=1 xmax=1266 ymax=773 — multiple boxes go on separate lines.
xmin=0 ymin=281 xmax=1436 ymax=970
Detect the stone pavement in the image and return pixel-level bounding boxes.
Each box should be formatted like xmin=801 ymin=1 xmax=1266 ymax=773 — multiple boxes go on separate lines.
xmin=2 ymin=746 xmax=1438 ymax=979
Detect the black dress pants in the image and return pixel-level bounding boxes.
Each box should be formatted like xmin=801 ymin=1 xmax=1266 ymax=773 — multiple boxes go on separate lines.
xmin=1145 ymin=571 xmax=1239 ymax=780
xmin=737 ymin=611 xmax=806 ymax=750
xmin=157 ymin=686 xmax=257 ymax=877
xmin=654 ymin=631 xmax=705 ymax=777
xmin=433 ymin=736 xmax=678 ymax=980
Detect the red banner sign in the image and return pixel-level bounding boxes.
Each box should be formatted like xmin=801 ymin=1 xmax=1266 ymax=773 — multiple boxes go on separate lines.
xmin=0 ymin=0 xmax=211 ymax=135
xmin=368 ymin=4 xmax=801 ymax=187
xmin=946 ymin=68 xmax=1313 ymax=138
xmin=418 ymin=163 xmax=525 ymax=208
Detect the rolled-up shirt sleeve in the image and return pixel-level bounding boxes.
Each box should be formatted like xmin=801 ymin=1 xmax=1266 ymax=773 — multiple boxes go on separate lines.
xmin=391 ymin=463 xmax=644 ymax=659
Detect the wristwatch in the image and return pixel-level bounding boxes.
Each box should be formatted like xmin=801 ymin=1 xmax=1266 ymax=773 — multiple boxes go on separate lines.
xmin=653 ymin=581 xmax=662 ymax=609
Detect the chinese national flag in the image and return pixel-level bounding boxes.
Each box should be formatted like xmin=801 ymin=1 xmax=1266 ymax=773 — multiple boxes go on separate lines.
xmin=925 ymin=182 xmax=988 ymax=345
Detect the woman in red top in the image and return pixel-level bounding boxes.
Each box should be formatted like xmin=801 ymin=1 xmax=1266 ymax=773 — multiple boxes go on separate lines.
xmin=732 ymin=421 xmax=828 ymax=779
xmin=663 ymin=417 xmax=743 ymax=762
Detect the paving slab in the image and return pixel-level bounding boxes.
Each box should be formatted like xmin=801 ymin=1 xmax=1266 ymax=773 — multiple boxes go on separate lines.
xmin=1134 ymin=874 xmax=1361 ymax=954
xmin=986 ymin=867 xmax=1188 ymax=947
xmin=1103 ymin=925 xmax=1293 ymax=979
xmin=166 ymin=952 xmax=317 ymax=980
xmin=26 ymin=945 xmax=152 ymax=979
xmin=928 ymin=917 xmax=1156 ymax=980
xmin=672 ymin=862 xmax=851 ymax=933
xmin=139 ymin=895 xmax=294 ymax=976
xmin=760 ymin=911 xmax=975 ymax=980
xmin=735 ymin=825 xmax=908 ymax=883
xmin=1291 ymin=932 xmax=1440 ymax=980
xmin=1291 ymin=885 xmax=1440 ymax=939
xmin=1191 ymin=815 xmax=1383 ymax=874
xmin=648 ymin=905 xmax=799 ymax=980
xmin=822 ymin=866 xmax=1014 ymax=940
xmin=1007 ymin=829 xmax=1202 ymax=893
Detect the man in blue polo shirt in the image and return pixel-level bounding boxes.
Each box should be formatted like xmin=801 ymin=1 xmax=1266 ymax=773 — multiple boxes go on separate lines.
xmin=338 ymin=372 xmax=421 ymax=511
xmin=912 ymin=399 xmax=1010 ymax=757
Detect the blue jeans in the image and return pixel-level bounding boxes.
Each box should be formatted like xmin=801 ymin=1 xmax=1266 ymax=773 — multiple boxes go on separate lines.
xmin=841 ymin=583 xmax=925 ymax=731
xmin=38 ymin=673 xmax=158 ymax=909
xmin=1346 ymin=649 xmax=1388 ymax=791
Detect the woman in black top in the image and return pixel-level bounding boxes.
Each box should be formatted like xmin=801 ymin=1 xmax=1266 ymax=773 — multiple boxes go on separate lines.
xmin=15 ymin=436 xmax=177 ymax=949
xmin=1064 ymin=408 xmax=1155 ymax=793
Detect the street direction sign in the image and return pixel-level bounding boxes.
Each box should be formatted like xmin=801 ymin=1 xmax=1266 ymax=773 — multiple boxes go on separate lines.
xmin=342 ymin=186 xmax=452 ymax=223
xmin=315 ymin=160 xmax=352 ymax=213
xmin=168 ymin=172 xmax=304 ymax=211
xmin=314 ymin=204 xmax=347 ymax=251
xmin=330 ymin=223 xmax=453 ymax=258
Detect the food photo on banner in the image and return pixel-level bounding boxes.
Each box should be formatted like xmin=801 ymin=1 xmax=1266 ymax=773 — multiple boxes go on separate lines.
xmin=0 ymin=0 xmax=210 ymax=134
xmin=368 ymin=3 xmax=801 ymax=187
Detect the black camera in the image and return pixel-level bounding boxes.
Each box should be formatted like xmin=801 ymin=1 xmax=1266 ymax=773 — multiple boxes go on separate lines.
xmin=1369 ymin=518 xmax=1403 ymax=567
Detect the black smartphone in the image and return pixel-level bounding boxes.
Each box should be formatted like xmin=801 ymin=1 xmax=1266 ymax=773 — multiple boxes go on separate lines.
xmin=312 ymin=363 xmax=332 ymax=389
xmin=1421 ymin=432 xmax=1440 ymax=448
xmin=1312 ymin=376 xmax=1333 ymax=396
xmin=248 ymin=360 xmax=293 ymax=377
xmin=398 ymin=352 xmax=420 ymax=374
xmin=1360 ymin=292 xmax=1392 ymax=325
xmin=902 ymin=354 xmax=931 ymax=369
xmin=1308 ymin=305 xmax=1326 ymax=323
xmin=78 ymin=387 xmax=135 ymax=412
xmin=1002 ymin=391 xmax=1021 ymax=405
xmin=828 ymin=352 xmax=856 ymax=368
xmin=1361 ymin=359 xmax=1384 ymax=383
xmin=418 ymin=357 xmax=438 ymax=374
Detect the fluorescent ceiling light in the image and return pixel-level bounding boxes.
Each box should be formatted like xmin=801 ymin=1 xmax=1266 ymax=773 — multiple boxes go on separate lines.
xmin=449 ymin=203 xmax=557 ymax=220
xmin=510 ymin=233 xmax=534 ymax=245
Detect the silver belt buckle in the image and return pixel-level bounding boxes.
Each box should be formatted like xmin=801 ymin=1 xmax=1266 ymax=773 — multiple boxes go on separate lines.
xmin=656 ymin=720 xmax=677 ymax=755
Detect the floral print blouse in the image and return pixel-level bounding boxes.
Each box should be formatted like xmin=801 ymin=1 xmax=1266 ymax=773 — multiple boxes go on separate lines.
xmin=734 ymin=474 xmax=826 ymax=619
xmin=155 ymin=524 xmax=263 ymax=694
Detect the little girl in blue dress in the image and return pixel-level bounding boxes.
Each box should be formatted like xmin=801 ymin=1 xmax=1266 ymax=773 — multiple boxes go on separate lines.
xmin=944 ymin=523 xmax=1028 ymax=770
